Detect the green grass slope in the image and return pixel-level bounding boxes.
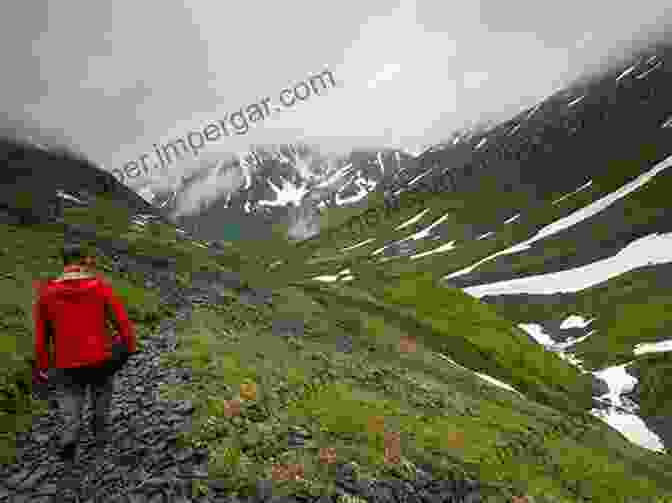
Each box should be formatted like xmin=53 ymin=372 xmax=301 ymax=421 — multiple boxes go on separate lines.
xmin=2 ymin=192 xmax=672 ymax=502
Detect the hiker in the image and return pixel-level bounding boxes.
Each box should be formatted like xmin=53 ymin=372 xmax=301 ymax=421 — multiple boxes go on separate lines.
xmin=32 ymin=243 xmax=136 ymax=464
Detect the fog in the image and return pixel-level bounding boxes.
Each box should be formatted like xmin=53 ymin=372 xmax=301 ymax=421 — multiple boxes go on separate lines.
xmin=2 ymin=0 xmax=672 ymax=195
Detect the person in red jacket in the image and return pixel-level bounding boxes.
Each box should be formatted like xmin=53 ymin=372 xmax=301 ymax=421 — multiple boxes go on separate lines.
xmin=33 ymin=243 xmax=136 ymax=464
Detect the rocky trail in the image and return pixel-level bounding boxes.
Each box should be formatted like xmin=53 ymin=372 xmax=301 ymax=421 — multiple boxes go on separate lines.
xmin=1 ymin=243 xmax=486 ymax=502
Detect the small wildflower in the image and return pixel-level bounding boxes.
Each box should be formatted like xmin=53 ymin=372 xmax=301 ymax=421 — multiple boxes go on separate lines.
xmin=287 ymin=463 xmax=305 ymax=480
xmin=318 ymin=447 xmax=338 ymax=465
xmin=398 ymin=336 xmax=417 ymax=354
xmin=271 ymin=463 xmax=305 ymax=481
xmin=383 ymin=430 xmax=402 ymax=465
xmin=368 ymin=415 xmax=385 ymax=434
xmin=384 ymin=449 xmax=401 ymax=465
xmin=445 ymin=430 xmax=465 ymax=449
xmin=271 ymin=464 xmax=292 ymax=481
xmin=240 ymin=382 xmax=258 ymax=401
xmin=223 ymin=399 xmax=242 ymax=417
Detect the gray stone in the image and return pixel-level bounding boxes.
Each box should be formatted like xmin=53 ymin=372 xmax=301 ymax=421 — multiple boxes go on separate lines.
xmin=335 ymin=335 xmax=354 ymax=354
xmin=272 ymin=319 xmax=305 ymax=338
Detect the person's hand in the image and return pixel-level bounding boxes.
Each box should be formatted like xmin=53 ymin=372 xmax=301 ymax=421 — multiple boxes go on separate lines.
xmin=32 ymin=368 xmax=49 ymax=385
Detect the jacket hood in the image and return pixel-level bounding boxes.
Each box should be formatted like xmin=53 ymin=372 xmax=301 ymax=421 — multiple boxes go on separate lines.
xmin=41 ymin=270 xmax=103 ymax=298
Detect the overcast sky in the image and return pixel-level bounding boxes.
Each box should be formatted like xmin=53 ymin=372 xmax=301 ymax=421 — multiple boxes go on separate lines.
xmin=2 ymin=0 xmax=672 ymax=192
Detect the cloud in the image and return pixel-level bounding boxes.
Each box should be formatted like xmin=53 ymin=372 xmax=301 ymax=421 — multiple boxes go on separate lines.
xmin=1 ymin=0 xmax=671 ymax=191
xmin=367 ymin=63 xmax=403 ymax=89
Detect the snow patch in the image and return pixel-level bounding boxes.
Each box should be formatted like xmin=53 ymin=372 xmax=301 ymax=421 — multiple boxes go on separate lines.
xmin=517 ymin=324 xmax=665 ymax=453
xmin=518 ymin=324 xmax=556 ymax=347
xmin=635 ymin=61 xmax=662 ymax=80
xmin=435 ymin=353 xmax=523 ymax=396
xmin=137 ymin=186 xmax=155 ymax=203
xmin=589 ymin=407 xmax=666 ymax=453
xmin=589 ymin=363 xmax=665 ymax=453
xmin=474 ymin=372 xmax=524 ymax=396
xmin=373 ymin=212 xmax=453 ymax=255
xmin=560 ymin=315 xmax=594 ymax=329
xmin=567 ymin=95 xmax=586 ymax=108
xmin=446 ymin=154 xmax=672 ymax=280
xmin=400 ymin=211 xmax=453 ymax=242
xmin=508 ymin=124 xmax=522 ymax=136
xmin=371 ymin=244 xmax=391 ymax=256
xmin=258 ymin=176 xmax=310 ymax=207
xmin=463 ymin=232 xmax=672 ymax=297
xmin=634 ymin=339 xmax=672 ymax=356
xmin=316 ymin=163 xmax=353 ymax=189
xmin=313 ymin=274 xmax=339 ymax=282
xmin=56 ymin=190 xmax=84 ymax=204
xmin=552 ymin=180 xmax=593 ymax=205
xmin=395 ymin=208 xmax=430 ymax=230
xmin=615 ymin=64 xmax=637 ymax=82
xmin=517 ymin=323 xmax=594 ymax=351
xmin=312 ymin=268 xmax=353 ymax=283
xmin=407 ymin=169 xmax=432 ymax=187
xmin=504 ymin=213 xmax=521 ymax=224
xmin=525 ymin=102 xmax=543 ymax=120
xmin=341 ymin=238 xmax=375 ymax=251
xmin=335 ymin=174 xmax=377 ymax=206
xmin=410 ymin=240 xmax=457 ymax=260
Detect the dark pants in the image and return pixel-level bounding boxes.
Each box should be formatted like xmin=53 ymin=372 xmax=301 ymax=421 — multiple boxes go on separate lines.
xmin=50 ymin=365 xmax=114 ymax=448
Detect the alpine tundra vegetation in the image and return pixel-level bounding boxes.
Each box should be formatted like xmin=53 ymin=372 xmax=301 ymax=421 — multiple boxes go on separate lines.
xmin=3 ymin=41 xmax=672 ymax=503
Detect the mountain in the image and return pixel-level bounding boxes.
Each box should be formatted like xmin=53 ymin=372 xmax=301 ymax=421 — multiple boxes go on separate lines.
xmin=144 ymin=143 xmax=420 ymax=242
xmin=0 ymin=136 xmax=168 ymax=226
xmin=272 ymin=39 xmax=672 ymax=480
xmin=299 ymin=41 xmax=672 ymax=266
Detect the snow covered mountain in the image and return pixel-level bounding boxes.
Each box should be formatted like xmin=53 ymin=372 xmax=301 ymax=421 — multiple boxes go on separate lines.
xmin=147 ymin=144 xmax=420 ymax=242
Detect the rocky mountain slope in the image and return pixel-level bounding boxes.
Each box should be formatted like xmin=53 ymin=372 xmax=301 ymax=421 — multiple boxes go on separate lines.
xmin=0 ymin=137 xmax=166 ymax=226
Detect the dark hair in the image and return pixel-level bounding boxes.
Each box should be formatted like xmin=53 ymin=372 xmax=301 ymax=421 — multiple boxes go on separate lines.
xmin=62 ymin=243 xmax=85 ymax=266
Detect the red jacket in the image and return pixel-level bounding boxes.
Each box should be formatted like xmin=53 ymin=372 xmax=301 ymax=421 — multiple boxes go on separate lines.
xmin=34 ymin=266 xmax=136 ymax=370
